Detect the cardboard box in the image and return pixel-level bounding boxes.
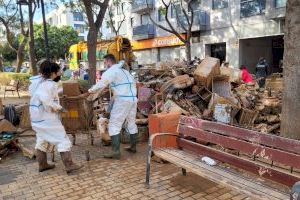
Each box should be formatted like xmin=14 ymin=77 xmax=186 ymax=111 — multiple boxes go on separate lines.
xmin=194 ymin=57 xmax=220 ymax=89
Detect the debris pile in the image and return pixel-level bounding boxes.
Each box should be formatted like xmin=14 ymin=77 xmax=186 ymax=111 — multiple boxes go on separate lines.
xmin=136 ymin=57 xmax=283 ymax=135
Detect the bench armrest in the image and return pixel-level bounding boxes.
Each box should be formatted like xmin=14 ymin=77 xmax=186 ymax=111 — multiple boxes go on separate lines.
xmin=148 ymin=133 xmax=179 ymax=148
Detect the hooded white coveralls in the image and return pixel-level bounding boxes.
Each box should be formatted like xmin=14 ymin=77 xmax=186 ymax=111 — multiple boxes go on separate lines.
xmin=29 ymin=75 xmax=72 ymax=152
xmin=89 ymin=61 xmax=138 ymax=136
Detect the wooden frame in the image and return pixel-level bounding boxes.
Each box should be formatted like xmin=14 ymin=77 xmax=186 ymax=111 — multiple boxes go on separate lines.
xmin=4 ymin=80 xmax=20 ymax=99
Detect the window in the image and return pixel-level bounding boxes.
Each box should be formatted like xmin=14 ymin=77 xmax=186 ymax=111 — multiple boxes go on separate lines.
xmin=130 ymin=17 xmax=134 ymax=27
xmin=275 ymin=0 xmax=286 ymax=8
xmin=141 ymin=14 xmax=149 ymax=25
xmin=74 ymin=24 xmax=84 ymax=33
xmin=73 ymin=12 xmax=84 ymax=21
xmin=158 ymin=8 xmax=166 ymax=21
xmin=170 ymin=5 xmax=176 ymax=18
xmin=188 ymin=0 xmax=201 ymax=12
xmin=213 ymin=0 xmax=228 ymax=9
xmin=117 ymin=3 xmax=123 ymax=15
xmin=240 ymin=0 xmax=266 ymax=18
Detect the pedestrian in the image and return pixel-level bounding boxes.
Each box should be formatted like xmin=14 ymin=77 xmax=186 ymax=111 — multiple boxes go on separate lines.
xmin=256 ymin=57 xmax=268 ymax=88
xmin=239 ymin=65 xmax=253 ymax=84
xmin=29 ymin=60 xmax=83 ymax=173
xmin=85 ymin=54 xmax=138 ymax=159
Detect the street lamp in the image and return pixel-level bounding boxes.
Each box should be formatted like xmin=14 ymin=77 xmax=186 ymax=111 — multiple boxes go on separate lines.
xmin=16 ymin=0 xmax=50 ymax=60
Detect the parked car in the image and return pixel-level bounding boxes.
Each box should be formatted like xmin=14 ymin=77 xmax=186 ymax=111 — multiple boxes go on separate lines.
xmin=3 ymin=66 xmax=16 ymax=72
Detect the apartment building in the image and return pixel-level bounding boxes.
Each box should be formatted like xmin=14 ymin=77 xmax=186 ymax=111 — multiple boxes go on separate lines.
xmin=104 ymin=0 xmax=286 ymax=73
xmin=43 ymin=5 xmax=88 ymax=41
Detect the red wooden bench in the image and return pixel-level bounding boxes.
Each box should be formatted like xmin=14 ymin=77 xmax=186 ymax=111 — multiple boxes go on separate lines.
xmin=146 ymin=116 xmax=300 ymax=199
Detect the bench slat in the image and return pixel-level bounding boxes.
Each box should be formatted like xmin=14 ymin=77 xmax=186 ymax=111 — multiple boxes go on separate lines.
xmin=179 ymin=116 xmax=300 ymax=155
xmin=178 ymin=125 xmax=300 ymax=169
xmin=154 ymin=148 xmax=289 ymax=200
xmin=177 ymin=138 xmax=300 ymax=187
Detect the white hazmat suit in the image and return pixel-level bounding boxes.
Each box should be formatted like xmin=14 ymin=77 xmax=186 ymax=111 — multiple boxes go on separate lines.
xmin=29 ymin=76 xmax=72 ymax=152
xmin=89 ymin=61 xmax=138 ymax=137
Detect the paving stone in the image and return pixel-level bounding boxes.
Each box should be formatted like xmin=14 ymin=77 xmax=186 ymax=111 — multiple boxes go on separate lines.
xmin=0 ymin=135 xmax=250 ymax=200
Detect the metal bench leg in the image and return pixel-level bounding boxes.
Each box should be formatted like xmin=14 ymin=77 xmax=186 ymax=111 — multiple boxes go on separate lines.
xmin=72 ymin=134 xmax=76 ymax=145
xmin=17 ymin=89 xmax=20 ymax=98
xmin=145 ymin=145 xmax=152 ymax=188
xmin=182 ymin=168 xmax=187 ymax=176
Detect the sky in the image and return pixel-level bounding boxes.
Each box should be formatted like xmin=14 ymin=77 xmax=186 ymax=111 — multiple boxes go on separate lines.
xmin=34 ymin=2 xmax=62 ymax=22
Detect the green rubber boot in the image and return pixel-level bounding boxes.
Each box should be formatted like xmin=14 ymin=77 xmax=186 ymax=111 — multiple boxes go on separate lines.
xmin=124 ymin=133 xmax=137 ymax=153
xmin=103 ymin=135 xmax=120 ymax=159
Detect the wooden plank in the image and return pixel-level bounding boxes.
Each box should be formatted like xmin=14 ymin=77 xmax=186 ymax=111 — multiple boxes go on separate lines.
xmin=179 ymin=116 xmax=300 ymax=155
xmin=154 ymin=148 xmax=288 ymax=200
xmin=178 ymin=125 xmax=300 ymax=169
xmin=177 ymin=138 xmax=300 ymax=187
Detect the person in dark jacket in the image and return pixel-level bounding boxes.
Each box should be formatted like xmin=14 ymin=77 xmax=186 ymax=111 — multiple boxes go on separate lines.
xmin=256 ymin=57 xmax=268 ymax=88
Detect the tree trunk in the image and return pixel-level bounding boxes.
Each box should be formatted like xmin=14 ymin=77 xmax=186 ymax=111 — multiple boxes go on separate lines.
xmin=280 ymin=0 xmax=300 ymax=139
xmin=0 ymin=57 xmax=3 ymax=72
xmin=185 ymin=40 xmax=192 ymax=64
xmin=87 ymin=27 xmax=98 ymax=85
xmin=28 ymin=1 xmax=37 ymax=75
xmin=16 ymin=38 xmax=27 ymax=73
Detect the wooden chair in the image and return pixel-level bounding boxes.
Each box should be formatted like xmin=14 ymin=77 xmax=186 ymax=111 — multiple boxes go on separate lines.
xmin=4 ymin=80 xmax=20 ymax=99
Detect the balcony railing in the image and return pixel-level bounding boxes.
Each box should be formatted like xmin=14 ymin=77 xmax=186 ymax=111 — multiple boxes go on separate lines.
xmin=132 ymin=24 xmax=155 ymax=40
xmin=132 ymin=0 xmax=154 ymax=14
xmin=177 ymin=10 xmax=209 ymax=31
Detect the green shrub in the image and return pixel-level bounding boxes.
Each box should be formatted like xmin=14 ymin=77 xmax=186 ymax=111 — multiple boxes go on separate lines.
xmin=0 ymin=72 xmax=31 ymax=90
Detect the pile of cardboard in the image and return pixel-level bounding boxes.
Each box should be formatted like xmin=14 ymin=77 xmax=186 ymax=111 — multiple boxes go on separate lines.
xmin=137 ymin=57 xmax=283 ymax=135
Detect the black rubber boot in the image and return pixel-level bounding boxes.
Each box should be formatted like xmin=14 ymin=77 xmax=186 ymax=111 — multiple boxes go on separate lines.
xmin=60 ymin=151 xmax=83 ymax=173
xmin=103 ymin=134 xmax=120 ymax=159
xmin=36 ymin=149 xmax=55 ymax=172
xmin=124 ymin=133 xmax=137 ymax=153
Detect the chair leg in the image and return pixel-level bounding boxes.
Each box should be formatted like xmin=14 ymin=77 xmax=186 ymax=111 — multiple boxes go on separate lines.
xmin=17 ymin=90 xmax=20 ymax=98
xmin=182 ymin=168 xmax=187 ymax=176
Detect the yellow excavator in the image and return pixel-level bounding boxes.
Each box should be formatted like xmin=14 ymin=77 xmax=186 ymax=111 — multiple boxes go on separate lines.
xmin=68 ymin=36 xmax=135 ymax=71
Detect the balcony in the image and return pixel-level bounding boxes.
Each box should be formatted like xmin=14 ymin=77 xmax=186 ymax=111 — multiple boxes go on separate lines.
xmin=132 ymin=24 xmax=155 ymax=40
xmin=177 ymin=10 xmax=209 ymax=31
xmin=132 ymin=0 xmax=154 ymax=14
xmin=266 ymin=0 xmax=286 ymax=19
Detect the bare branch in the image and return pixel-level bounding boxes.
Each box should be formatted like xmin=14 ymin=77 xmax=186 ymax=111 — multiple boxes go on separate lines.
xmin=162 ymin=0 xmax=186 ymax=42
xmin=116 ymin=3 xmax=126 ymax=35
xmin=90 ymin=0 xmax=104 ymax=7
xmin=173 ymin=2 xmax=188 ymax=32
xmin=108 ymin=6 xmax=118 ymax=35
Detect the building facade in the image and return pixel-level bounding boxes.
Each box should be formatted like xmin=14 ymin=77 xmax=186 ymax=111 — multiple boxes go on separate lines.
xmin=104 ymin=0 xmax=286 ymax=73
xmin=43 ymin=5 xmax=88 ymax=41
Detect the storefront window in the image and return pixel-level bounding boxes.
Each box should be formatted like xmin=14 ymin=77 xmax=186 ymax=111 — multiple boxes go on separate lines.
xmin=240 ymin=0 xmax=266 ymax=18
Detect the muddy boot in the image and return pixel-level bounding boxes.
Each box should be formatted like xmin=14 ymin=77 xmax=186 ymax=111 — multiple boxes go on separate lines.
xmin=60 ymin=151 xmax=83 ymax=173
xmin=36 ymin=149 xmax=55 ymax=172
xmin=124 ymin=133 xmax=137 ymax=153
xmin=103 ymin=135 xmax=120 ymax=159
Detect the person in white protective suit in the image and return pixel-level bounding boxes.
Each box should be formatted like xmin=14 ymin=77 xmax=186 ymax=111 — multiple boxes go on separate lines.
xmin=29 ymin=60 xmax=83 ymax=173
xmin=86 ymin=54 xmax=138 ymax=159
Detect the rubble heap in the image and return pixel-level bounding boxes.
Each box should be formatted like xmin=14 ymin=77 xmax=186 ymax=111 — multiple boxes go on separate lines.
xmin=137 ymin=57 xmax=283 ymax=135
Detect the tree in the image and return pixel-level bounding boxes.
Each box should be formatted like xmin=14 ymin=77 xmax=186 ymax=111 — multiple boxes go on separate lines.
xmin=0 ymin=0 xmax=29 ymax=72
xmin=27 ymin=0 xmax=38 ymax=75
xmin=34 ymin=24 xmax=80 ymax=60
xmin=0 ymin=42 xmax=18 ymax=62
xmin=146 ymin=0 xmax=195 ymax=63
xmin=82 ymin=0 xmax=110 ymax=84
xmin=280 ymin=0 xmax=300 ymax=139
xmin=107 ymin=0 xmax=126 ymax=36
xmin=64 ymin=0 xmax=109 ymax=84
